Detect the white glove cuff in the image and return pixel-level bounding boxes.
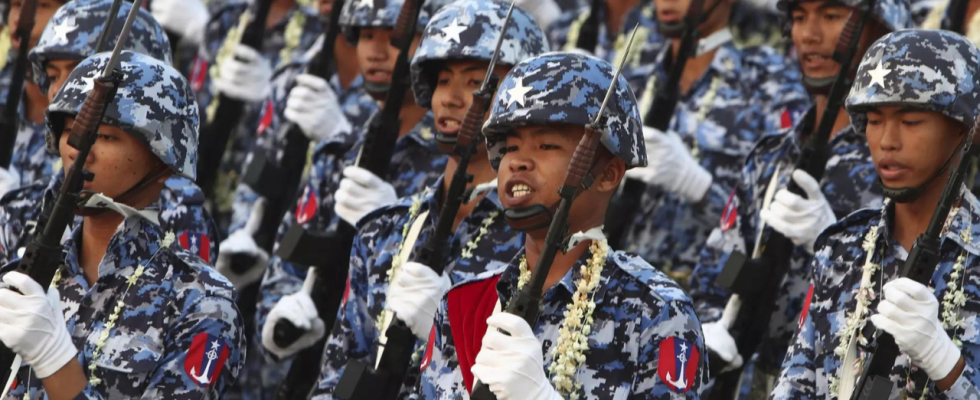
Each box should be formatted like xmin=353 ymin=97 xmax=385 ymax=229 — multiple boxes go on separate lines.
xmin=32 ymin=332 xmax=77 ymax=379
xmin=680 ymin=164 xmax=712 ymax=203
xmin=925 ymin=337 xmax=961 ymax=381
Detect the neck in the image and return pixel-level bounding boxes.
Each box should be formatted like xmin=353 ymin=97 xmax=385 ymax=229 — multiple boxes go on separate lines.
xmin=24 ymin=82 xmax=46 ymax=125
xmin=671 ymin=28 xmax=720 ymax=95
xmin=267 ymin=0 xmax=295 ymax=29
xmin=79 ymin=213 xmax=125 ymax=286
xmin=811 ymin=94 xmax=850 ymax=141
xmin=524 ymin=233 xmax=592 ymax=293
xmin=398 ymin=100 xmax=427 ymax=138
xmin=334 ymin=36 xmax=359 ymax=90
xmin=605 ymin=0 xmax=639 ymax=37
xmin=441 ymin=155 xmax=496 ymax=230
xmin=892 ymin=172 xmax=954 ymax=251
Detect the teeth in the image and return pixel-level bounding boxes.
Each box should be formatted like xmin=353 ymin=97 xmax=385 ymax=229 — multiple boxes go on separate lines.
xmin=511 ymin=183 xmax=533 ymax=198
xmin=445 ymin=120 xmax=459 ymax=128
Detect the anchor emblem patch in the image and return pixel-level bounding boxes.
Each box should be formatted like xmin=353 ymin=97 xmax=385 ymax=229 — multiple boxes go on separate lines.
xmin=658 ymin=337 xmax=699 ymax=393
xmin=184 ymin=333 xmax=230 ymax=387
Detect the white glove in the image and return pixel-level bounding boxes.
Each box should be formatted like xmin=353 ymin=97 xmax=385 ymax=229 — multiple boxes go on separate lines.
xmin=471 ymin=313 xmax=563 ymax=400
xmin=0 ymin=168 xmax=20 ymax=198
xmin=869 ymin=278 xmax=961 ymax=381
xmin=386 ymin=261 xmax=451 ymax=339
xmin=702 ymin=322 xmax=743 ymax=373
xmin=513 ymin=0 xmax=560 ymax=29
xmin=261 ymin=290 xmax=326 ymax=359
xmin=214 ymin=45 xmax=273 ymax=102
xmin=334 ymin=166 xmax=397 ymax=226
xmin=625 ymin=126 xmax=712 ymax=203
xmin=284 ymin=74 xmax=352 ymax=143
xmin=759 ymin=170 xmax=836 ymax=254
xmin=0 ymin=272 xmax=77 ymax=379
xmin=216 ymin=199 xmax=270 ymax=289
xmin=151 ymin=0 xmax=209 ymax=44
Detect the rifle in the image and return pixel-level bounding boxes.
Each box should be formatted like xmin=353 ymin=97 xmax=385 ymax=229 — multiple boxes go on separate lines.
xmin=261 ymin=2 xmax=348 ymax=399
xmin=93 ymin=0 xmax=124 ymax=53
xmin=334 ymin=4 xmax=514 ymax=399
xmin=469 ymin=26 xmax=640 ymax=400
xmin=0 ymin=0 xmax=37 ymax=168
xmin=604 ymin=0 xmax=706 ymax=249
xmin=849 ymin=145 xmax=974 ymax=400
xmin=267 ymin=0 xmax=424 ymax=387
xmin=946 ymin=0 xmax=970 ymax=34
xmin=0 ymin=0 xmax=139 ymax=394
xmin=196 ymin=0 xmax=275 ymax=199
xmin=707 ymin=2 xmax=874 ymax=398
xmin=574 ymin=0 xmax=600 ymax=53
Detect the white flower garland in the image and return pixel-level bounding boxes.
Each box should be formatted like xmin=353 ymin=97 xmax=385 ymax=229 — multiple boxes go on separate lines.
xmin=516 ymin=239 xmax=608 ymax=400
xmin=461 ymin=210 xmax=499 ymax=259
xmin=376 ymin=188 xmax=429 ymax=332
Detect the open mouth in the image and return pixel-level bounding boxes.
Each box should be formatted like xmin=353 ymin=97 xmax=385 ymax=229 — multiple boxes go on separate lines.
xmin=510 ymin=183 xmax=533 ymax=198
xmin=365 ymin=68 xmax=392 ymax=83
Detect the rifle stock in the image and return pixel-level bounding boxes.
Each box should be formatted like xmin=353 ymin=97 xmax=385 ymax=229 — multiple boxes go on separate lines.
xmin=0 ymin=0 xmax=38 ymax=168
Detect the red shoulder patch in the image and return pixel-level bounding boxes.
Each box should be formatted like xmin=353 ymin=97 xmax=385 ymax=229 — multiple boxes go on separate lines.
xmin=658 ymin=337 xmax=699 ymax=393
xmin=419 ymin=325 xmax=437 ymax=372
xmin=799 ymin=284 xmax=814 ymax=329
xmin=295 ymin=185 xmax=318 ymax=225
xmin=720 ymin=189 xmax=738 ymax=232
xmin=178 ymin=232 xmax=212 ymax=263
xmin=256 ymin=99 xmax=275 ymax=135
xmin=184 ymin=333 xmax=230 ymax=387
xmin=190 ymin=57 xmax=208 ymax=92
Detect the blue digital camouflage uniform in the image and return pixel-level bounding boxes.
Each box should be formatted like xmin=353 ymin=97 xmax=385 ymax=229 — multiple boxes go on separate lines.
xmin=773 ymin=29 xmax=980 ymax=400
xmin=9 ymin=0 xmax=171 ymax=189
xmin=1 ymin=51 xmax=243 ymax=399
xmin=189 ymin=0 xmax=323 ymax=233
xmin=618 ymin=38 xmax=810 ymax=276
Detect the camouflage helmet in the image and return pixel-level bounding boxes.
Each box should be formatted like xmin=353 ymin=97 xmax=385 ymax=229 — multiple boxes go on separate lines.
xmin=776 ymin=0 xmax=913 ymax=32
xmin=845 ymin=29 xmax=980 ymax=136
xmin=339 ymin=0 xmax=453 ymax=43
xmin=483 ymin=51 xmax=646 ymax=170
xmin=410 ymin=0 xmax=550 ymax=108
xmin=46 ymin=51 xmax=199 ymax=179
xmin=28 ymin=0 xmax=172 ymax=96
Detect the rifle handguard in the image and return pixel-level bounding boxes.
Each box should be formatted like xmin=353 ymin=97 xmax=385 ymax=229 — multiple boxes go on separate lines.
xmin=391 ymin=0 xmax=419 ymax=48
xmin=457 ymin=93 xmax=489 ymax=149
xmin=68 ymin=77 xmax=117 ymax=148
xmin=833 ymin=12 xmax=861 ymax=63
xmin=565 ymin=126 xmax=601 ymax=189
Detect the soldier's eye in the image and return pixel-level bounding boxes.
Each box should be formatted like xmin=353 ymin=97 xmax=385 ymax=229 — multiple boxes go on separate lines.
xmin=504 ymin=145 xmax=518 ymax=153
xmin=469 ymin=79 xmax=481 ymax=86
xmin=867 ymin=119 xmax=882 ymax=126
xmin=824 ymin=12 xmax=845 ymax=21
xmin=97 ymin=133 xmax=114 ymax=141
xmin=902 ymin=119 xmax=923 ymax=127
xmin=540 ymin=144 xmax=559 ymax=150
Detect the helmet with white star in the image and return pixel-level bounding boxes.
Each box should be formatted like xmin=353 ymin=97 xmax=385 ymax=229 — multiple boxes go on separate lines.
xmin=339 ymin=0 xmax=454 ymax=43
xmin=46 ymin=51 xmax=199 ymax=179
xmin=482 ymin=51 xmax=646 ymax=170
xmin=776 ymin=0 xmax=912 ymax=32
xmin=845 ymin=29 xmax=980 ymax=135
xmin=409 ymin=0 xmax=550 ymax=108
xmin=28 ymin=0 xmax=172 ymax=96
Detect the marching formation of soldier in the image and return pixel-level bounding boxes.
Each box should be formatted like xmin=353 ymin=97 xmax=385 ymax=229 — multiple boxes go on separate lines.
xmin=0 ymin=0 xmax=979 ymax=398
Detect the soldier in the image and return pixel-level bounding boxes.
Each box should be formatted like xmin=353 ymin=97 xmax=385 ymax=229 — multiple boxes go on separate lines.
xmin=283 ymin=1 xmax=547 ymax=397
xmin=0 ymin=51 xmax=244 ymax=399
xmin=420 ymin=51 xmax=706 ymax=400
xmin=687 ymin=0 xmax=909 ymax=395
xmin=773 ymin=29 xmax=980 ymax=399
xmin=0 ymin=0 xmax=67 ymax=195
xmin=613 ymin=0 xmax=810 ymax=281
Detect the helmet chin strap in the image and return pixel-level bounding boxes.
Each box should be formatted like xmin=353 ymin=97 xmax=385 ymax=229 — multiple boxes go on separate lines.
xmin=364 ymin=81 xmax=391 ymax=100
xmin=880 ymin=138 xmax=965 ymax=203
xmin=77 ymin=164 xmax=170 ymax=217
xmin=503 ymin=158 xmax=608 ymax=233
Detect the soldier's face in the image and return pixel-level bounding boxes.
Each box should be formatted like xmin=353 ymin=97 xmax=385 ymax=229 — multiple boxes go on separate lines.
xmin=865 ymin=106 xmax=965 ymax=193
xmin=498 ymin=125 xmax=623 ymax=236
xmin=654 ymin=0 xmax=733 ymax=35
xmin=430 ymin=59 xmax=508 ymax=155
xmin=45 ymin=58 xmax=80 ymax=100
xmin=790 ymin=2 xmax=886 ymax=81
xmin=318 ymin=0 xmax=331 ymax=16
xmin=58 ymin=117 xmax=167 ymax=199
xmin=8 ymin=0 xmax=62 ymax=49
xmin=357 ymin=28 xmax=421 ymax=101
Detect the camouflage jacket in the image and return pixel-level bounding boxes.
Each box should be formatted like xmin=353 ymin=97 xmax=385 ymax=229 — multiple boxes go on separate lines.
xmin=688 ymin=108 xmax=883 ymax=371
xmin=0 ymin=173 xmax=220 ymax=267
xmin=10 ymin=116 xmax=56 ymax=188
xmin=619 ymin=41 xmax=809 ymax=275
xmin=771 ymin=190 xmax=980 ymax=400
xmin=1 ymin=207 xmax=244 ymax=399
xmin=420 ymin=248 xmax=707 ymax=399
xmin=308 ymin=178 xmax=522 ymax=399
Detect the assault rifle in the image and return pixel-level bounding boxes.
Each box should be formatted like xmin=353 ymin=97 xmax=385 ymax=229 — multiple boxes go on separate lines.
xmin=0 ymin=0 xmax=37 ymax=168
xmin=575 ymin=0 xmax=600 ymax=53
xmin=196 ymin=0 xmax=275 ymax=198
xmin=946 ymin=0 xmax=970 ymax=34
xmin=268 ymin=0 xmax=424 ymax=383
xmin=708 ymin=2 xmax=874 ymax=398
xmin=264 ymin=1 xmax=349 ymax=399
xmin=335 ymin=3 xmax=514 ymax=399
xmin=469 ymin=26 xmax=640 ymax=400
xmin=0 ymin=0 xmax=139 ymax=393
xmin=604 ymin=0 xmax=706 ymax=249
xmin=849 ymin=144 xmax=974 ymax=400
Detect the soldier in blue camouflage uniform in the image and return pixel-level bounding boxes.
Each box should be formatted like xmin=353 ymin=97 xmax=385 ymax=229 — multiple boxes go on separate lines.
xmin=420 ymin=51 xmax=707 ymax=400
xmin=613 ymin=0 xmax=811 ymax=280
xmin=687 ymin=0 xmax=908 ymax=396
xmin=773 ymin=29 xmax=980 ymax=399
xmin=294 ymin=2 xmax=547 ymax=397
xmin=0 ymin=51 xmax=244 ymax=400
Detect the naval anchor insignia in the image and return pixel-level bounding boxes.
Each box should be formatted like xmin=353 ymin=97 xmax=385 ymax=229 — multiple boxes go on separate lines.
xmin=658 ymin=336 xmax=700 ymax=393
xmin=184 ymin=333 xmax=230 ymax=387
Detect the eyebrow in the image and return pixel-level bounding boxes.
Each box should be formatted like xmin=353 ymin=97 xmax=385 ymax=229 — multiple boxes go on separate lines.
xmin=440 ymin=65 xmax=487 ymax=74
xmin=866 ymin=107 xmax=925 ymax=115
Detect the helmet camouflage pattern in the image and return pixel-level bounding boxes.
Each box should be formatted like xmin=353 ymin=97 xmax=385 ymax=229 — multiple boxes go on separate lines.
xmin=410 ymin=0 xmax=550 ymax=108
xmin=46 ymin=51 xmax=199 ymax=179
xmin=846 ymin=29 xmax=980 ymax=136
xmin=29 ymin=0 xmax=172 ymax=96
xmin=776 ymin=0 xmax=913 ymax=32
xmin=483 ymin=51 xmax=646 ymax=170
xmin=339 ymin=0 xmax=453 ymax=43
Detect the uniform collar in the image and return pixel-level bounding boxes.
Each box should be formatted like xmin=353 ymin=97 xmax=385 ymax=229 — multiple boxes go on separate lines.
xmin=654 ymin=39 xmax=741 ymax=86
xmin=876 ymin=188 xmax=980 ymax=257
xmin=496 ymin=243 xmax=616 ymax=306
xmin=63 ymin=211 xmax=168 ymax=284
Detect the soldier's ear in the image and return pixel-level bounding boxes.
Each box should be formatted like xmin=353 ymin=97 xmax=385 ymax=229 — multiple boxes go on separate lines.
xmin=593 ymin=156 xmax=625 ymax=194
